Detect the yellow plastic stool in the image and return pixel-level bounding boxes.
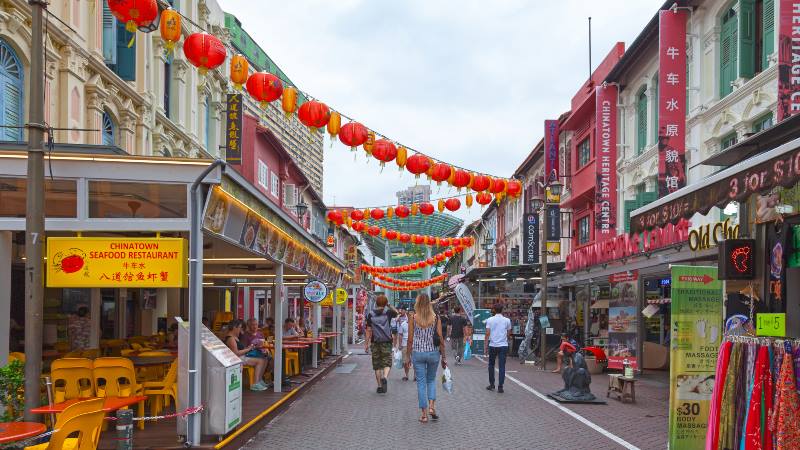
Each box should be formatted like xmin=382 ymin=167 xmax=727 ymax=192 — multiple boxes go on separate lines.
xmin=242 ymin=365 xmax=256 ymax=387
xmin=284 ymin=351 xmax=300 ymax=376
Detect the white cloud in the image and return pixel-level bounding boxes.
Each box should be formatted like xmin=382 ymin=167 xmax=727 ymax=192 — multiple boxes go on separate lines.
xmin=221 ymin=0 xmax=662 ymax=223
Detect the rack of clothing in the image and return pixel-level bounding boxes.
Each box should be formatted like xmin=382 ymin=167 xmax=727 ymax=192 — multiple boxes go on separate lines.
xmin=706 ymin=335 xmax=800 ymax=450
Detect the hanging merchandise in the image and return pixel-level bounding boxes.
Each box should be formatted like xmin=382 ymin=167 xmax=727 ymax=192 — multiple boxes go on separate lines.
xmin=183 ymin=32 xmax=227 ymax=76
xmin=246 ymin=72 xmax=283 ymax=108
xmin=229 ymin=54 xmax=249 ymax=91
xmin=159 ymin=8 xmax=181 ymax=55
xmin=297 ymin=100 xmax=331 ymax=132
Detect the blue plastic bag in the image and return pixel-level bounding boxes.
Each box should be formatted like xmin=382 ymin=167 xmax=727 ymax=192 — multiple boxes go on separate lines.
xmin=463 ymin=341 xmax=472 ymax=360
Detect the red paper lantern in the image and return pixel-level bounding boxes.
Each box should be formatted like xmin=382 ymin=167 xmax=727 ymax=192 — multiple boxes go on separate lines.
xmin=297 ymin=100 xmax=331 ymax=130
xmin=399 ymin=233 xmax=411 ymax=243
xmin=445 ymin=249 xmax=454 ymax=258
xmin=440 ymin=238 xmax=451 ymax=247
xmin=339 ymin=122 xmax=369 ymax=149
xmin=395 ymin=205 xmax=410 ymax=218
xmin=372 ymin=139 xmax=398 ymax=165
xmin=430 ymin=163 xmax=451 ymax=184
xmin=183 ymin=33 xmax=227 ymax=75
xmin=472 ymin=174 xmax=491 ymax=192
xmin=370 ymin=209 xmax=385 ymax=220
xmin=444 ymin=198 xmax=461 ymax=212
xmin=246 ymin=72 xmax=283 ymax=108
xmin=386 ymin=230 xmax=398 ymax=241
xmin=506 ymin=180 xmax=522 ymax=198
xmin=413 ymin=235 xmax=425 ymax=245
xmin=425 ymin=236 xmax=436 ymax=245
xmin=426 ymin=257 xmax=435 ymax=266
xmin=107 ymin=0 xmax=158 ymax=33
xmin=419 ymin=203 xmax=434 ymax=215
xmin=350 ymin=210 xmax=364 ymax=221
xmin=327 ymin=210 xmax=343 ymax=224
xmin=451 ymin=238 xmax=462 ymax=246
xmin=452 ymin=170 xmax=471 ymax=190
xmin=405 ymin=154 xmax=431 ymax=177
xmin=367 ymin=226 xmax=380 ymax=236
xmin=435 ymin=253 xmax=446 ymax=262
xmin=490 ymin=178 xmax=507 ymax=194
xmin=476 ymin=192 xmax=492 ymax=205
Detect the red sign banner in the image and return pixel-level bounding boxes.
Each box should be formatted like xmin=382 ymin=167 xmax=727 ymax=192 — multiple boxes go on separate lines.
xmin=778 ymin=0 xmax=800 ymax=121
xmin=595 ymin=84 xmax=618 ymax=240
xmin=544 ymin=119 xmax=559 ymax=183
xmin=657 ymin=10 xmax=688 ymax=197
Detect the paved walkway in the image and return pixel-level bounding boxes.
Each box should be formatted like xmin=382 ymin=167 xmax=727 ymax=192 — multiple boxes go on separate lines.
xmin=242 ymin=347 xmax=668 ymax=450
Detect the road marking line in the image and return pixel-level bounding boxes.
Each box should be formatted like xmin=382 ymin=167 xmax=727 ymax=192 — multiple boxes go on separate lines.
xmin=475 ymin=356 xmax=640 ymax=450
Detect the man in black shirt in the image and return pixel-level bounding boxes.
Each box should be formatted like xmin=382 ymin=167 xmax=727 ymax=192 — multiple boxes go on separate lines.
xmin=448 ymin=306 xmax=469 ymax=365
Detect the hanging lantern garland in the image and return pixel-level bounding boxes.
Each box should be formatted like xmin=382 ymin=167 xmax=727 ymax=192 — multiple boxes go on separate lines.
xmin=370 ymin=274 xmax=448 ymax=291
xmin=107 ymin=0 xmax=158 ymax=47
xmin=183 ymin=32 xmax=227 ymax=76
xmin=361 ymin=246 xmax=466 ymax=275
xmin=347 ymin=220 xmax=475 ymax=249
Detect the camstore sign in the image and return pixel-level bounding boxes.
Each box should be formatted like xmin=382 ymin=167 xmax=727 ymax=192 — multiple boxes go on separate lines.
xmin=565 ymin=219 xmax=690 ymax=272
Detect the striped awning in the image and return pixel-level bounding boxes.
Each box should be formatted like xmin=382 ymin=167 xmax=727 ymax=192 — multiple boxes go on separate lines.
xmin=647 ymin=298 xmax=671 ymax=305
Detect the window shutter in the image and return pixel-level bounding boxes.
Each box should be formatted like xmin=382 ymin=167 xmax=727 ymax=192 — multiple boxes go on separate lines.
xmin=720 ymin=11 xmax=737 ymax=97
xmin=102 ymin=3 xmax=117 ymax=65
xmin=284 ymin=184 xmax=296 ymax=209
xmin=115 ymin=21 xmax=136 ymax=81
xmin=639 ymin=191 xmax=659 ymax=207
xmin=739 ymin=0 xmax=755 ymax=78
xmin=2 ymin=81 xmax=21 ymax=141
xmin=624 ymin=199 xmax=638 ymax=233
xmin=763 ymin=0 xmax=775 ymax=69
xmin=636 ymin=90 xmax=647 ymax=155
xmin=652 ymin=74 xmax=659 ymax=143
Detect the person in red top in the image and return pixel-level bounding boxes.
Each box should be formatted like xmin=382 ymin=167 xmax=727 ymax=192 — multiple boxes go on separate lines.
xmin=552 ymin=334 xmax=576 ymax=373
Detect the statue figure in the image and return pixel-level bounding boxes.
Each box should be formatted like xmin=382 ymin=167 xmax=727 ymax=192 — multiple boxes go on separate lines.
xmin=553 ymin=352 xmax=596 ymax=402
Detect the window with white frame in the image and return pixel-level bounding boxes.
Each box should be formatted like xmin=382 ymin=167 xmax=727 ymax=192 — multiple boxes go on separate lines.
xmin=270 ymin=171 xmax=279 ymax=197
xmin=284 ymin=183 xmax=297 ymax=211
xmin=258 ymin=160 xmax=268 ymax=189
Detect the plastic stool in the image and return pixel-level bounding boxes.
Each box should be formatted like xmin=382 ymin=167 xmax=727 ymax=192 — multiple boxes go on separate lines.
xmin=285 ymin=351 xmax=300 ymax=376
xmin=242 ymin=365 xmax=256 ymax=387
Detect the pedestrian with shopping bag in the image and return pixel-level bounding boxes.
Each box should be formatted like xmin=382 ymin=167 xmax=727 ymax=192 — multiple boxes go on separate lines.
xmin=365 ymin=295 xmax=398 ymax=394
xmin=404 ymin=293 xmax=447 ymax=423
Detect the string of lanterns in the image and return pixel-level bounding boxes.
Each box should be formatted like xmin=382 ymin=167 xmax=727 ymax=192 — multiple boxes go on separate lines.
xmin=361 ymin=246 xmax=465 ymax=274
xmin=105 ymin=0 xmax=522 ymax=197
xmin=370 ymin=274 xmax=448 ymax=291
xmin=349 ymin=222 xmax=475 ymax=248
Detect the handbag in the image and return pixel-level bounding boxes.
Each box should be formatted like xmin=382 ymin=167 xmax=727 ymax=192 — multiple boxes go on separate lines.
xmin=432 ymin=316 xmax=441 ymax=347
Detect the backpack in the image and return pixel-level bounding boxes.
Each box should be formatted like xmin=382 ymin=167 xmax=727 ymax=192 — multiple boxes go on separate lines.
xmin=368 ymin=311 xmax=393 ymax=343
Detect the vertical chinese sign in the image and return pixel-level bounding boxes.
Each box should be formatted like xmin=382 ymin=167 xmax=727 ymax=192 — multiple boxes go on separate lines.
xmin=544 ymin=120 xmax=559 ymax=183
xmin=778 ymin=0 xmax=800 ymax=120
xmin=608 ymin=270 xmax=638 ymax=370
xmin=658 ymin=10 xmax=688 ymax=197
xmin=226 ymin=93 xmax=243 ymax=163
xmin=668 ymin=266 xmax=722 ymax=450
xmin=595 ymin=84 xmax=618 ymax=241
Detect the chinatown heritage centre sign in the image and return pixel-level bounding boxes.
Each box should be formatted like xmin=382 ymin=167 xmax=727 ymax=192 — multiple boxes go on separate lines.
xmin=46 ymin=237 xmax=187 ymax=288
xmin=595 ymin=83 xmax=618 ymax=240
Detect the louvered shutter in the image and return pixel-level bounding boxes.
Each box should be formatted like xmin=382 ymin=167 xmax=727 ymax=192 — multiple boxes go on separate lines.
xmin=636 ymin=90 xmax=648 ymax=155
xmin=653 ymin=73 xmax=659 ymax=143
xmin=115 ymin=21 xmax=136 ymax=81
xmin=763 ymin=0 xmax=775 ymax=69
xmin=102 ymin=2 xmax=117 ymax=65
xmin=720 ymin=10 xmax=737 ymax=97
xmin=624 ymin=199 xmax=638 ymax=233
xmin=3 ymin=81 xmax=21 ymax=141
xmin=739 ymin=0 xmax=755 ymax=78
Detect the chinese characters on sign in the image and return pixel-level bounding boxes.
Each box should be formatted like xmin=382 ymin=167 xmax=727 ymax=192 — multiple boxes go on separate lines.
xmin=594 ymin=84 xmax=618 ymax=240
xmin=226 ymin=93 xmax=243 ymax=163
xmin=544 ymin=120 xmax=559 ymax=183
xmin=778 ymin=0 xmax=800 ymax=120
xmin=658 ymin=10 xmax=688 ymax=197
xmin=46 ymin=237 xmax=187 ymax=288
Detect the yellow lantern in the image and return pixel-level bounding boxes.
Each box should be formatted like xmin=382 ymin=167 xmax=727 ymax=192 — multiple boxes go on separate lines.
xmin=327 ymin=111 xmax=341 ymax=139
xmin=396 ymin=146 xmax=407 ymax=170
xmin=229 ymin=54 xmax=248 ymax=91
xmin=159 ymin=9 xmax=181 ymax=55
xmin=426 ymin=158 xmax=435 ymax=180
xmin=381 ymin=228 xmax=387 ymax=238
xmin=438 ymin=199 xmax=445 ymax=213
xmin=364 ymin=131 xmax=375 ymax=157
xmin=346 ymin=216 xmax=352 ymax=228
xmin=466 ymin=193 xmax=474 ymax=208
xmin=282 ymin=87 xmax=298 ymax=118
xmin=364 ymin=208 xmax=371 ymax=219
xmin=387 ymin=206 xmax=394 ymax=219
xmin=411 ymin=203 xmax=419 ymax=216
xmin=447 ymin=166 xmax=455 ymax=185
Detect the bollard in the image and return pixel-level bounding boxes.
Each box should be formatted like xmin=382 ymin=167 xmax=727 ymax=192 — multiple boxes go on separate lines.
xmin=116 ymin=408 xmax=134 ymax=450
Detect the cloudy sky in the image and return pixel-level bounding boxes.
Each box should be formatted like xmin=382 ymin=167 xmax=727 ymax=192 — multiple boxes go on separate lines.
xmin=221 ymin=0 xmax=662 ymax=225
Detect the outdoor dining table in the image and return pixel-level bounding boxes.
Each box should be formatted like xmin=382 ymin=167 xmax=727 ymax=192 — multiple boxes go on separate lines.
xmin=0 ymin=422 xmax=47 ymax=444
xmin=128 ymin=355 xmax=176 ymax=367
xmin=29 ymin=395 xmax=149 ymax=415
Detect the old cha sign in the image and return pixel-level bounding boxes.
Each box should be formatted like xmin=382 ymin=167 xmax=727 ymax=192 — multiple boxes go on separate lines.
xmin=688 ymin=218 xmax=739 ymax=251
xmin=303 ymin=280 xmax=329 ymax=303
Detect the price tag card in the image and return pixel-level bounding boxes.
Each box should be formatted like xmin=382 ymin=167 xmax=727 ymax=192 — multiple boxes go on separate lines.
xmin=756 ymin=313 xmax=785 ymax=337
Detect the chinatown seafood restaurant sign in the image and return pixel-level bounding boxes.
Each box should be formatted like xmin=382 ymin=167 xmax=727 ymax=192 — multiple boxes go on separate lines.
xmin=565 ymin=219 xmax=690 ymax=272
xmin=46 ymin=237 xmax=187 ymax=288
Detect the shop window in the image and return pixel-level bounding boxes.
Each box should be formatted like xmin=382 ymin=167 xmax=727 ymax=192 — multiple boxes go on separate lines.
xmin=270 ymin=171 xmax=279 ymax=198
xmin=577 ymin=137 xmax=591 ymax=168
xmin=88 ymin=181 xmax=187 ymax=218
xmin=257 ymin=160 xmax=269 ymax=189
xmin=720 ymin=6 xmax=738 ymax=98
xmin=636 ymin=86 xmax=648 ymax=155
xmin=577 ymin=215 xmax=590 ymax=245
xmin=101 ymin=111 xmax=116 ymax=147
xmin=752 ymin=112 xmax=773 ymax=133
xmin=0 ymin=177 xmax=77 ymax=217
xmin=283 ymin=183 xmax=297 ymax=210
xmin=0 ymin=39 xmax=23 ymax=142
xmin=721 ymin=132 xmax=738 ymax=150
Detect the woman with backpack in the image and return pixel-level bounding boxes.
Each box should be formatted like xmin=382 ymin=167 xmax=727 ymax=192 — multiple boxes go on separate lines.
xmin=365 ymin=295 xmax=398 ymax=393
xmin=404 ymin=293 xmax=447 ymax=423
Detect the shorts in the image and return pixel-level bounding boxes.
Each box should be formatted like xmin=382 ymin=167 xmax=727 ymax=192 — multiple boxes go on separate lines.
xmin=371 ymin=341 xmax=393 ymax=370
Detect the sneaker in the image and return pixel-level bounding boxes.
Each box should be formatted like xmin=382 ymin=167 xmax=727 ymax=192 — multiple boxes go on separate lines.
xmin=498 ymin=386 xmax=504 ymax=394
xmin=376 ymin=386 xmax=385 ymax=394
xmin=486 ymin=385 xmax=495 ymax=391
xmin=250 ymin=383 xmax=267 ymax=391
xmin=381 ymin=378 xmax=388 ymax=393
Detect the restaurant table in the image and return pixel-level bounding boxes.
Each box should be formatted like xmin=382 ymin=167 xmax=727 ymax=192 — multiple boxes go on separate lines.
xmin=29 ymin=396 xmax=148 ymax=415
xmin=128 ymin=355 xmax=176 ymax=367
xmin=0 ymin=422 xmax=46 ymax=444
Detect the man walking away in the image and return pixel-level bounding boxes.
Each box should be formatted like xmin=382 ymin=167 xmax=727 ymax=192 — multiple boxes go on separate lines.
xmin=396 ymin=308 xmax=411 ymax=381
xmin=484 ymin=304 xmax=512 ymax=393
xmin=365 ymin=295 xmax=398 ymax=393
xmin=448 ymin=306 xmax=468 ymax=365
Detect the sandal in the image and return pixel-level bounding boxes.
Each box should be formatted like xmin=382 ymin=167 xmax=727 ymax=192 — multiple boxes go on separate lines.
xmin=419 ymin=415 xmax=428 ymax=423
xmin=429 ymin=409 xmax=439 ymax=421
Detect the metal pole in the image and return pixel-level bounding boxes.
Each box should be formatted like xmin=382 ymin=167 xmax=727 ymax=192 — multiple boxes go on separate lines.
xmin=115 ymin=409 xmax=134 ymax=450
xmin=539 ymin=208 xmax=548 ymax=371
xmin=187 ymin=159 xmax=224 ymax=445
xmin=273 ymin=263 xmax=284 ymax=393
xmin=23 ymin=0 xmax=47 ymax=421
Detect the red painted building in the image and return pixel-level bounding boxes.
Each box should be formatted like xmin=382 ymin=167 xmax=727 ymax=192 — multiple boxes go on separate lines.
xmin=561 ymin=43 xmax=625 ymax=252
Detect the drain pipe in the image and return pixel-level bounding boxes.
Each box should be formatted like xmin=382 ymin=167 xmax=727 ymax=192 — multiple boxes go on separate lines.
xmin=188 ymin=159 xmax=225 ymax=446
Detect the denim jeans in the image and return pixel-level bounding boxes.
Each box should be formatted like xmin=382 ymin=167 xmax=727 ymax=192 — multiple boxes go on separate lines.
xmin=412 ymin=350 xmax=440 ymax=409
xmin=488 ymin=345 xmax=508 ymax=387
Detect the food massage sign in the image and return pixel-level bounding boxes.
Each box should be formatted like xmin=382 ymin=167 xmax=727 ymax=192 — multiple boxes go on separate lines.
xmin=47 ymin=237 xmax=187 ymax=288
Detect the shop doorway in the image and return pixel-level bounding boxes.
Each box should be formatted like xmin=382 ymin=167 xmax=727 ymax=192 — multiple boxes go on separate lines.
xmin=100 ymin=289 xmax=117 ymax=339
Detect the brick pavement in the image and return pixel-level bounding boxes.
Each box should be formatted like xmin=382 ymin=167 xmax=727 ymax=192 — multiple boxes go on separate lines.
xmin=242 ymin=347 xmax=669 ymax=450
